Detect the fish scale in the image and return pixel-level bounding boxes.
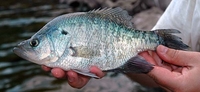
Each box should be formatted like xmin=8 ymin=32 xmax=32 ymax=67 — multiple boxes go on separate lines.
xmin=13 ymin=7 xmax=189 ymax=78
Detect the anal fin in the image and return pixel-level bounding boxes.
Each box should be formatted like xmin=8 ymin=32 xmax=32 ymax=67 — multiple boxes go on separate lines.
xmin=109 ymin=55 xmax=154 ymax=74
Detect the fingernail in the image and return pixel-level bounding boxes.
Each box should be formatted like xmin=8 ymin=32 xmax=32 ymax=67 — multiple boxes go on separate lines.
xmin=68 ymin=77 xmax=74 ymax=82
xmin=159 ymin=45 xmax=168 ymax=54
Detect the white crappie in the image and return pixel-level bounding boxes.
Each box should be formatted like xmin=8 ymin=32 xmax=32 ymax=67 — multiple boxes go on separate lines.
xmin=13 ymin=7 xmax=188 ymax=78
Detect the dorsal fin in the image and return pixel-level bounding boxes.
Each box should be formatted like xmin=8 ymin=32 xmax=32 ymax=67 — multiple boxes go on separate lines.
xmin=88 ymin=7 xmax=134 ymax=28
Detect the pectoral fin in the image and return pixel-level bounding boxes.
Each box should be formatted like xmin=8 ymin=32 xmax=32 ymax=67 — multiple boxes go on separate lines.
xmin=73 ymin=69 xmax=100 ymax=79
xmin=70 ymin=46 xmax=100 ymax=58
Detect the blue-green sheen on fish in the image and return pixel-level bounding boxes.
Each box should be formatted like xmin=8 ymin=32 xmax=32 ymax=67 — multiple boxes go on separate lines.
xmin=13 ymin=7 xmax=188 ymax=78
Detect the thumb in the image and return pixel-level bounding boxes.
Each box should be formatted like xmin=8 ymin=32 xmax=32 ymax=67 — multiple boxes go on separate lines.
xmin=156 ymin=45 xmax=191 ymax=66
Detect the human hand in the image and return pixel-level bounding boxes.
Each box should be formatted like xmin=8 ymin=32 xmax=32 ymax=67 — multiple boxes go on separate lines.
xmin=142 ymin=45 xmax=200 ymax=92
xmin=42 ymin=66 xmax=105 ymax=89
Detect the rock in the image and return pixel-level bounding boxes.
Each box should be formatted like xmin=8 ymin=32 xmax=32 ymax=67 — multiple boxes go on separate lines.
xmin=100 ymin=0 xmax=139 ymax=12
xmin=143 ymin=0 xmax=171 ymax=10
xmin=19 ymin=76 xmax=60 ymax=92
xmin=132 ymin=7 xmax=163 ymax=30
xmin=49 ymin=73 xmax=140 ymax=92
xmin=59 ymin=0 xmax=171 ymax=14
xmin=60 ymin=0 xmax=101 ymax=11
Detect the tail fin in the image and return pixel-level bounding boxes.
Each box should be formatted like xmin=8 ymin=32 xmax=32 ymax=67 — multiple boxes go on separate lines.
xmin=154 ymin=29 xmax=189 ymax=50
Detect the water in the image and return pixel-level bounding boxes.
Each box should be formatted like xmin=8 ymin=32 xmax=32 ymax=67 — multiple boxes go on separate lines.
xmin=0 ymin=1 xmax=84 ymax=91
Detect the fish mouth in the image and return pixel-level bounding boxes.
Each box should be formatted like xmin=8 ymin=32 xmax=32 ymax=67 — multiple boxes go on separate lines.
xmin=13 ymin=46 xmax=27 ymax=58
xmin=13 ymin=46 xmax=32 ymax=61
xmin=13 ymin=46 xmax=23 ymax=55
xmin=13 ymin=40 xmax=29 ymax=56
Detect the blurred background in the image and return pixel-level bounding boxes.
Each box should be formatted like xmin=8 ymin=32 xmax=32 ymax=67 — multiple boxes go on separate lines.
xmin=0 ymin=0 xmax=171 ymax=92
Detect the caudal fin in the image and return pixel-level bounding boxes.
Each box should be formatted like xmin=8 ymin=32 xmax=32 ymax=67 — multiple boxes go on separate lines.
xmin=154 ymin=29 xmax=189 ymax=50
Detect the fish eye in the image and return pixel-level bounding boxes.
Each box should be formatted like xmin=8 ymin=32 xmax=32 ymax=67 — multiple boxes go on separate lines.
xmin=30 ymin=39 xmax=39 ymax=47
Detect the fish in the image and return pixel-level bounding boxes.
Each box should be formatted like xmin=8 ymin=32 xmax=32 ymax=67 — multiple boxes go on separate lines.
xmin=13 ymin=7 xmax=189 ymax=78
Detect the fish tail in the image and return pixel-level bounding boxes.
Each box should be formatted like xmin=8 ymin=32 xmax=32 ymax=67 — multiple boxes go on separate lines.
xmin=154 ymin=29 xmax=189 ymax=50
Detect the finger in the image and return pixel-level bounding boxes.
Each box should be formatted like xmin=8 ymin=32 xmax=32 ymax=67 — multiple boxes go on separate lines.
xmin=139 ymin=51 xmax=164 ymax=66
xmin=151 ymin=52 xmax=173 ymax=71
xmin=156 ymin=45 xmax=193 ymax=66
xmin=140 ymin=51 xmax=173 ymax=72
xmin=151 ymin=52 xmax=162 ymax=66
xmin=90 ymin=66 xmax=105 ymax=78
xmin=67 ymin=71 xmax=90 ymax=89
xmin=148 ymin=66 xmax=182 ymax=90
xmin=41 ymin=65 xmax=51 ymax=71
xmin=171 ymin=66 xmax=183 ymax=73
xmin=51 ymin=68 xmax=66 ymax=78
xmin=139 ymin=51 xmax=157 ymax=65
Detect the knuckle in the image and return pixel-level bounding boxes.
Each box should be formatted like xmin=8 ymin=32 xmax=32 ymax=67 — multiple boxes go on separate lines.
xmin=69 ymin=79 xmax=85 ymax=89
xmin=169 ymin=49 xmax=180 ymax=62
xmin=69 ymin=83 xmax=82 ymax=89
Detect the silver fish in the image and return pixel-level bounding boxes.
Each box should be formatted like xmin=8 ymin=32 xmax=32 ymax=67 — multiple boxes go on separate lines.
xmin=13 ymin=7 xmax=188 ymax=78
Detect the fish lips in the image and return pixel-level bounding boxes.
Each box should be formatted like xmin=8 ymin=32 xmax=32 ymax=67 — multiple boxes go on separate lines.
xmin=13 ymin=46 xmax=39 ymax=64
xmin=13 ymin=40 xmax=27 ymax=56
xmin=13 ymin=46 xmax=21 ymax=54
xmin=13 ymin=46 xmax=28 ymax=59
